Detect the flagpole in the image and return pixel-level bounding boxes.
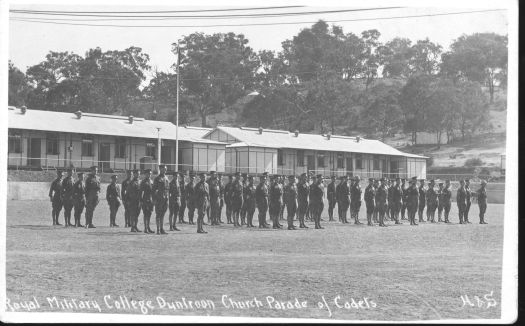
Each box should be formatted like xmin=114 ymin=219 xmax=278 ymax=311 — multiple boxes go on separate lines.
xmin=175 ymin=42 xmax=180 ymax=173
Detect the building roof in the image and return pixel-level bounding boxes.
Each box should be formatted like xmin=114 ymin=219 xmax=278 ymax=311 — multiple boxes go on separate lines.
xmin=212 ymin=126 xmax=427 ymax=159
xmin=8 ymin=107 xmax=224 ymax=145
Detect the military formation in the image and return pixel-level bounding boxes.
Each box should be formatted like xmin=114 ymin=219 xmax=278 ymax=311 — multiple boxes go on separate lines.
xmin=48 ymin=166 xmax=491 ymax=234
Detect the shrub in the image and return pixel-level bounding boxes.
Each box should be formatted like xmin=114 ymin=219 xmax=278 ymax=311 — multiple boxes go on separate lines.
xmin=464 ymin=158 xmax=484 ymax=167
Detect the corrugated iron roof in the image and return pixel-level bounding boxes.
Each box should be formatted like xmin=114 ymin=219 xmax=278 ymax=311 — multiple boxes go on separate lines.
xmin=216 ymin=126 xmax=427 ymax=159
xmin=8 ymin=107 xmax=224 ymax=145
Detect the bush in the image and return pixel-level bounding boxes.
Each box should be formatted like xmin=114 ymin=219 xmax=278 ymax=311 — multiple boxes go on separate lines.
xmin=464 ymin=158 xmax=484 ymax=167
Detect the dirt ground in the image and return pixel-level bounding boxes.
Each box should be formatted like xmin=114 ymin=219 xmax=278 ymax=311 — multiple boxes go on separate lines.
xmin=5 ymin=199 xmax=503 ymax=321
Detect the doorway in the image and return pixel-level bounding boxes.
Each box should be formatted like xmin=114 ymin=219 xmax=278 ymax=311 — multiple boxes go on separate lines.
xmin=28 ymin=138 xmax=41 ymax=167
xmin=98 ymin=143 xmax=111 ymax=171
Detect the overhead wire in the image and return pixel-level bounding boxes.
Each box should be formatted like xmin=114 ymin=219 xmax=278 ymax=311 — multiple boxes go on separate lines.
xmin=9 ymin=6 xmax=305 ymax=14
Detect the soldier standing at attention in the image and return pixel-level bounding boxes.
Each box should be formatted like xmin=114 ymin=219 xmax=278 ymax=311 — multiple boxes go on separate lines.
xmin=140 ymin=169 xmax=155 ymax=234
xmin=437 ymin=182 xmax=445 ymax=222
xmin=364 ymin=178 xmax=376 ymax=226
xmin=208 ymin=171 xmax=221 ymax=226
xmin=375 ymin=178 xmax=388 ymax=227
xmin=152 ymin=165 xmax=170 ymax=235
xmin=284 ymin=175 xmax=298 ymax=230
xmin=327 ymin=175 xmax=337 ymax=222
xmin=178 ymin=171 xmax=188 ymax=224
xmin=309 ymin=175 xmax=325 ymax=229
xmin=296 ymin=173 xmax=310 ymax=228
xmin=121 ymin=170 xmax=132 ymax=228
xmin=218 ymin=174 xmax=225 ymax=224
xmin=305 ymin=173 xmax=313 ymax=222
xmin=224 ymin=175 xmax=234 ymax=224
xmin=195 ymin=172 xmax=210 ymax=234
xmin=400 ymin=178 xmax=408 ymax=220
xmin=426 ymin=180 xmax=438 ymax=223
xmin=456 ymin=179 xmax=467 ymax=224
xmin=442 ymin=180 xmax=452 ymax=223
xmin=126 ymin=169 xmax=141 ymax=232
xmin=240 ymin=173 xmax=248 ymax=225
xmin=337 ymin=175 xmax=350 ymax=224
xmin=168 ymin=172 xmax=182 ymax=231
xmin=256 ymin=172 xmax=270 ymax=228
xmin=268 ymin=175 xmax=282 ymax=229
xmin=72 ymin=172 xmax=86 ymax=227
xmin=230 ymin=172 xmax=244 ymax=227
xmin=391 ymin=177 xmax=403 ymax=224
xmin=372 ymin=179 xmax=380 ymax=223
xmin=279 ymin=175 xmax=287 ymax=222
xmin=106 ymin=175 xmax=121 ymax=227
xmin=418 ymin=179 xmax=426 ymax=223
xmin=244 ymin=175 xmax=257 ymax=228
xmin=61 ymin=168 xmax=75 ymax=227
xmin=84 ymin=166 xmax=101 ymax=229
xmin=350 ymin=175 xmax=363 ymax=224
xmin=464 ymin=179 xmax=472 ymax=223
xmin=406 ymin=177 xmax=419 ymax=226
xmin=185 ymin=173 xmax=196 ymax=225
xmin=386 ymin=179 xmax=394 ymax=221
xmin=477 ymin=180 xmax=488 ymax=224
xmin=49 ymin=170 xmax=64 ymax=226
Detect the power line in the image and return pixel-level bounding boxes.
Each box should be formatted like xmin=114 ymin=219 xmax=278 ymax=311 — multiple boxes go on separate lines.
xmin=10 ymin=7 xmax=402 ymax=18
xmin=10 ymin=6 xmax=305 ymax=14
xmin=10 ymin=9 xmax=506 ymax=28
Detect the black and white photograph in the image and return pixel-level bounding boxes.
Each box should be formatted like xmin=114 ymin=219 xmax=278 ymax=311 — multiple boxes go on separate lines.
xmin=0 ymin=0 xmax=518 ymax=323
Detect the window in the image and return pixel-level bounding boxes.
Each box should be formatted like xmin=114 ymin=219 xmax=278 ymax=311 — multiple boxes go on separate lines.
xmin=81 ymin=138 xmax=93 ymax=156
xmin=355 ymin=154 xmax=363 ymax=169
xmin=317 ymin=152 xmax=325 ymax=168
xmin=383 ymin=159 xmax=387 ymax=172
xmin=46 ymin=133 xmax=59 ymax=155
xmin=346 ymin=157 xmax=353 ymax=171
xmin=277 ymin=149 xmax=285 ymax=166
xmin=297 ymin=150 xmax=304 ymax=167
xmin=337 ymin=153 xmax=344 ymax=169
xmin=146 ymin=142 xmax=156 ymax=159
xmin=373 ymin=155 xmax=380 ymax=170
xmin=115 ymin=138 xmax=126 ymax=158
xmin=8 ymin=132 xmax=21 ymax=153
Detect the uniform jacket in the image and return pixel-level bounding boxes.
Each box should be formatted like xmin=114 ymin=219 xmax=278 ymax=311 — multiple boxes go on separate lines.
xmin=442 ymin=187 xmax=452 ymax=204
xmin=426 ymin=187 xmax=438 ymax=206
xmin=126 ymin=178 xmax=141 ymax=203
xmin=364 ymin=184 xmax=375 ymax=204
xmin=297 ymin=181 xmax=310 ymax=204
xmin=61 ymin=176 xmax=75 ymax=202
xmin=255 ymin=182 xmax=269 ymax=207
xmin=169 ymin=179 xmax=181 ymax=201
xmin=269 ymin=182 xmax=283 ymax=204
xmin=406 ymin=186 xmax=419 ymax=208
xmin=244 ymin=183 xmax=257 ymax=205
xmin=391 ymin=184 xmax=403 ymax=204
xmin=327 ymin=182 xmax=336 ymax=201
xmin=476 ymin=187 xmax=487 ymax=204
xmin=456 ymin=186 xmax=467 ymax=207
xmin=85 ymin=174 xmax=101 ymax=198
xmin=336 ymin=181 xmax=350 ymax=204
xmin=72 ymin=180 xmax=86 ymax=203
xmin=194 ymin=180 xmax=210 ymax=207
xmin=231 ymin=181 xmax=244 ymax=203
xmin=121 ymin=177 xmax=132 ymax=201
xmin=351 ymin=183 xmax=362 ymax=203
xmin=309 ymin=182 xmax=324 ymax=204
xmin=140 ymin=178 xmax=154 ymax=204
xmin=224 ymin=182 xmax=234 ymax=205
xmin=375 ymin=185 xmax=388 ymax=205
xmin=418 ymin=186 xmax=426 ymax=204
xmin=185 ymin=181 xmax=196 ymax=204
xmin=284 ymin=183 xmax=298 ymax=206
xmin=152 ymin=174 xmax=170 ymax=203
xmin=49 ymin=178 xmax=63 ymax=201
xmin=465 ymin=185 xmax=472 ymax=204
xmin=207 ymin=178 xmax=221 ymax=200
xmin=106 ymin=183 xmax=121 ymax=204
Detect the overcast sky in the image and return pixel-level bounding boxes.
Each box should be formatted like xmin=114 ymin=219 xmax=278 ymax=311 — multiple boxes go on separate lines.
xmin=8 ymin=3 xmax=508 ymax=77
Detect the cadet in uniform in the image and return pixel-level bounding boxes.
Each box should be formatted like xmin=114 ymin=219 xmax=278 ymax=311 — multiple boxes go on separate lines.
xmin=224 ymin=175 xmax=234 ymax=224
xmin=337 ymin=175 xmax=350 ymax=224
xmin=195 ymin=172 xmax=210 ymax=233
xmin=364 ymin=178 xmax=376 ymax=226
xmin=84 ymin=166 xmax=101 ymax=228
xmin=279 ymin=175 xmax=287 ymax=222
xmin=297 ymin=173 xmax=309 ymax=229
xmin=350 ymin=175 xmax=362 ymax=224
xmin=442 ymin=180 xmax=452 ymax=223
xmin=437 ymin=182 xmax=445 ymax=222
xmin=269 ymin=175 xmax=284 ymax=229
xmin=477 ymin=180 xmax=488 ymax=224
xmin=456 ymin=179 xmax=467 ymax=224
xmin=231 ymin=172 xmax=244 ymax=227
xmin=121 ymin=170 xmax=132 ymax=228
xmin=152 ymin=165 xmax=170 ymax=234
xmin=106 ymin=174 xmax=121 ymax=227
xmin=49 ymin=170 xmax=64 ymax=226
xmin=208 ymin=171 xmax=221 ymax=226
xmin=426 ymin=180 xmax=438 ymax=223
xmin=309 ymin=174 xmax=325 ymax=229
xmin=256 ymin=172 xmax=270 ymax=228
xmin=372 ymin=179 xmax=380 ymax=223
xmin=178 ymin=171 xmax=188 ymax=224
xmin=61 ymin=168 xmax=75 ymax=227
xmin=284 ymin=175 xmax=298 ymax=230
xmin=244 ymin=175 xmax=257 ymax=227
xmin=240 ymin=173 xmax=248 ymax=225
xmin=327 ymin=175 xmax=337 ymax=222
xmin=375 ymin=178 xmax=388 ymax=227
xmin=72 ymin=172 xmax=86 ymax=227
xmin=126 ymin=169 xmax=141 ymax=232
xmin=218 ymin=173 xmax=225 ymax=224
xmin=169 ymin=172 xmax=182 ymax=231
xmin=400 ymin=178 xmax=407 ymax=220
xmin=185 ymin=173 xmax=196 ymax=225
xmin=387 ymin=179 xmax=394 ymax=221
xmin=417 ymin=179 xmax=426 ymax=223
xmin=391 ymin=177 xmax=403 ymax=224
xmin=464 ymin=179 xmax=472 ymax=223
xmin=406 ymin=177 xmax=419 ymax=225
xmin=140 ymin=169 xmax=155 ymax=234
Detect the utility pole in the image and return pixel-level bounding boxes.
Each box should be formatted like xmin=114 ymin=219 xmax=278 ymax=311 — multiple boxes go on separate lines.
xmin=175 ymin=41 xmax=180 ymax=172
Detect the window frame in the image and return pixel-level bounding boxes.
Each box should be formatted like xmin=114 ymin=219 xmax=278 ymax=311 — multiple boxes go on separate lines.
xmin=8 ymin=132 xmax=22 ymax=154
xmin=373 ymin=155 xmax=380 ymax=170
xmin=115 ymin=137 xmax=127 ymax=159
xmin=277 ymin=149 xmax=285 ymax=166
xmin=337 ymin=153 xmax=344 ymax=169
xmin=297 ymin=150 xmax=304 ymax=167
xmin=355 ymin=154 xmax=363 ymax=170
xmin=146 ymin=142 xmax=156 ymax=159
xmin=81 ymin=137 xmax=94 ymax=157
xmin=46 ymin=133 xmax=60 ymax=155
xmin=317 ymin=151 xmax=325 ymax=168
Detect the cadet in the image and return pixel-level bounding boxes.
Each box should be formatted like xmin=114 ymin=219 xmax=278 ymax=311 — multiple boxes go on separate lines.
xmin=309 ymin=174 xmax=325 ymax=229
xmin=426 ymin=180 xmax=438 ymax=223
xmin=185 ymin=173 xmax=197 ymax=225
xmin=256 ymin=172 xmax=270 ymax=228
xmin=364 ymin=178 xmax=376 ymax=226
xmin=327 ymin=175 xmax=337 ymax=222
xmin=121 ymin=170 xmax=132 ymax=228
xmin=106 ymin=175 xmax=121 ymax=227
xmin=456 ymin=179 xmax=467 ymax=224
xmin=126 ymin=169 xmax=141 ymax=232
xmin=477 ymin=180 xmax=488 ymax=224
xmin=418 ymin=179 xmax=426 ymax=223
xmin=244 ymin=175 xmax=257 ymax=228
xmin=297 ymin=173 xmax=310 ymax=228
xmin=375 ymin=178 xmax=388 ymax=227
xmin=224 ymin=175 xmax=234 ymax=224
xmin=72 ymin=172 xmax=86 ymax=227
xmin=406 ymin=177 xmax=419 ymax=225
xmin=284 ymin=175 xmax=298 ymax=230
xmin=464 ymin=179 xmax=472 ymax=223
xmin=218 ymin=173 xmax=225 ymax=224
xmin=140 ymin=169 xmax=155 ymax=234
xmin=437 ymin=182 xmax=445 ymax=222
xmin=49 ymin=170 xmax=64 ymax=226
xmin=195 ymin=172 xmax=210 ymax=233
xmin=279 ymin=175 xmax=287 ymax=222
xmin=350 ymin=175 xmax=363 ymax=224
xmin=372 ymin=179 xmax=380 ymax=223
xmin=337 ymin=175 xmax=350 ymax=224
xmin=442 ymin=180 xmax=452 ymax=223
xmin=240 ymin=173 xmax=248 ymax=225
xmin=178 ymin=171 xmax=188 ymax=224
xmin=152 ymin=165 xmax=170 ymax=235
xmin=61 ymin=168 xmax=75 ymax=227
xmin=391 ymin=177 xmax=403 ymax=224
xmin=269 ymin=175 xmax=284 ymax=229
xmin=169 ymin=172 xmax=182 ymax=231
xmin=231 ymin=172 xmax=244 ymax=227
xmin=400 ymin=178 xmax=408 ymax=220
xmin=387 ymin=179 xmax=394 ymax=221
xmin=84 ymin=166 xmax=101 ymax=228
xmin=208 ymin=171 xmax=221 ymax=226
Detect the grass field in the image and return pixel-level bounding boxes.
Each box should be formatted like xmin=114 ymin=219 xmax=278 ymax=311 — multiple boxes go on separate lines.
xmin=5 ymin=199 xmax=503 ymax=321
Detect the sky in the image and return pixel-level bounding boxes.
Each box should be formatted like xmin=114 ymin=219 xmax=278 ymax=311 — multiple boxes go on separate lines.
xmin=8 ymin=2 xmax=509 ymax=78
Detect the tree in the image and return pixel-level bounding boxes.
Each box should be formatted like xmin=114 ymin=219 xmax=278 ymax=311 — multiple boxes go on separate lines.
xmin=441 ymin=33 xmax=507 ymax=103
xmin=399 ymin=74 xmax=434 ymax=144
xmin=425 ymin=78 xmax=461 ymax=148
xmin=361 ymin=82 xmax=403 ymax=141
xmin=8 ymin=61 xmax=30 ymax=106
xmin=456 ymin=81 xmax=490 ymax=142
xmin=380 ymin=37 xmax=413 ymax=78
xmin=409 ymin=38 xmax=442 ymax=75
xmin=360 ymin=29 xmax=382 ymax=90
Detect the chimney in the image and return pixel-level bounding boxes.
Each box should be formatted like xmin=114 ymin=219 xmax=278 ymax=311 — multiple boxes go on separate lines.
xmin=356 ymin=136 xmax=360 ymax=142
xmin=294 ymin=130 xmax=299 ymax=137
xmin=75 ymin=110 xmax=82 ymax=119
xmin=258 ymin=127 xmax=263 ymax=134
xmin=327 ymin=132 xmax=331 ymax=140
xmin=20 ymin=106 xmax=27 ymax=114
xmin=128 ymin=115 xmax=134 ymax=124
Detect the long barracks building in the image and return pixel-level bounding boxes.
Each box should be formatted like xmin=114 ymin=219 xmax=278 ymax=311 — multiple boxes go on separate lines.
xmin=7 ymin=107 xmax=427 ymax=178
